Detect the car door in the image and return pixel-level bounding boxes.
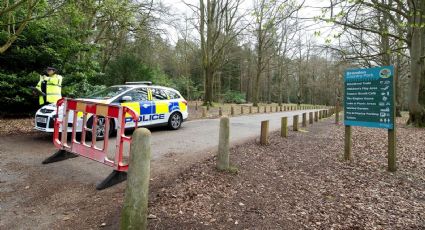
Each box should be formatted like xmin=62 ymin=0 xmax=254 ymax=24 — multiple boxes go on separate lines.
xmin=117 ymin=88 xmax=153 ymax=127
xmin=150 ymin=88 xmax=170 ymax=125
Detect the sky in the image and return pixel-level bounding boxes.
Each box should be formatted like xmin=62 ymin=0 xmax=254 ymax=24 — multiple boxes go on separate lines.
xmin=159 ymin=0 xmax=335 ymax=46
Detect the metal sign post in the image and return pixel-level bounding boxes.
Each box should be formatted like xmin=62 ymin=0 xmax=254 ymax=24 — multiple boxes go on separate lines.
xmin=344 ymin=66 xmax=396 ymax=171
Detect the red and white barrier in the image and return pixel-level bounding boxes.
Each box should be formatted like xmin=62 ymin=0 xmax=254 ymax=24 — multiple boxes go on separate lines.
xmin=43 ymin=98 xmax=139 ymax=189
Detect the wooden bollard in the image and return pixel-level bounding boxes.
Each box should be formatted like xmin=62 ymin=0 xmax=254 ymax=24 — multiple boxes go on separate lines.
xmin=280 ymin=105 xmax=283 ymax=112
xmin=309 ymin=112 xmax=313 ymax=124
xmin=249 ymin=106 xmax=252 ymax=114
xmin=120 ymin=128 xmax=151 ymax=230
xmin=276 ymin=106 xmax=279 ymax=112
xmin=219 ymin=107 xmax=223 ymax=117
xmin=260 ymin=120 xmax=269 ymax=145
xmin=217 ymin=117 xmax=230 ymax=170
xmin=270 ymin=106 xmax=273 ymax=112
xmin=302 ymin=113 xmax=307 ymax=127
xmin=231 ymin=106 xmax=235 ymax=116
xmin=202 ymin=107 xmax=207 ymax=118
xmin=336 ymin=107 xmax=340 ymax=124
xmin=281 ymin=117 xmax=288 ymax=138
xmin=264 ymin=106 xmax=267 ymax=113
xmin=315 ymin=111 xmax=319 ymax=122
xmin=293 ymin=115 xmax=299 ymax=131
xmin=195 ymin=102 xmax=198 ymax=110
xmin=241 ymin=106 xmax=244 ymax=114
xmin=344 ymin=125 xmax=352 ymax=161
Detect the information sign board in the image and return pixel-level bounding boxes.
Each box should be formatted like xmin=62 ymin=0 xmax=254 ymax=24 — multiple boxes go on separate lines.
xmin=344 ymin=66 xmax=394 ymax=129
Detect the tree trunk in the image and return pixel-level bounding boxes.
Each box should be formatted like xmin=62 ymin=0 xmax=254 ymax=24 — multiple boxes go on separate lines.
xmin=204 ymin=65 xmax=214 ymax=106
xmin=407 ymin=0 xmax=425 ymax=127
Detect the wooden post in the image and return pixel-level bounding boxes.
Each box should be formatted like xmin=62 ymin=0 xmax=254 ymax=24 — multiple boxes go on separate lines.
xmin=260 ymin=120 xmax=269 ymax=145
xmin=281 ymin=117 xmax=288 ymax=137
xmin=120 ymin=128 xmax=151 ymax=230
xmin=388 ymin=129 xmax=396 ymax=172
xmin=314 ymin=111 xmax=318 ymax=122
xmin=344 ymin=125 xmax=352 ymax=161
xmin=309 ymin=112 xmax=313 ymax=124
xmin=302 ymin=113 xmax=307 ymax=127
xmin=219 ymin=107 xmax=223 ymax=117
xmin=195 ymin=101 xmax=198 ymax=110
xmin=217 ymin=117 xmax=230 ymax=170
xmin=270 ymin=105 xmax=273 ymax=112
xmin=280 ymin=105 xmax=283 ymax=112
xmin=231 ymin=106 xmax=234 ymax=116
xmin=293 ymin=115 xmax=299 ymax=131
xmin=202 ymin=107 xmax=207 ymax=118
xmin=335 ymin=106 xmax=340 ymax=124
xmin=249 ymin=106 xmax=252 ymax=114
xmin=241 ymin=106 xmax=244 ymax=114
xmin=388 ymin=77 xmax=397 ymax=172
xmin=264 ymin=106 xmax=267 ymax=113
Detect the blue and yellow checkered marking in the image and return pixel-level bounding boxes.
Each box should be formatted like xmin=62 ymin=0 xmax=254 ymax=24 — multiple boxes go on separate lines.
xmin=121 ymin=100 xmax=185 ymax=123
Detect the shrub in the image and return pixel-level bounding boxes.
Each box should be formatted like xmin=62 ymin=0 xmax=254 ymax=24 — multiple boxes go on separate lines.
xmin=223 ymin=91 xmax=246 ymax=104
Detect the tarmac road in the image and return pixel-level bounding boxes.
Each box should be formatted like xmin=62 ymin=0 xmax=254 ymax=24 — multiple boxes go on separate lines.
xmin=149 ymin=109 xmax=320 ymax=159
xmin=90 ymin=109 xmax=321 ymax=161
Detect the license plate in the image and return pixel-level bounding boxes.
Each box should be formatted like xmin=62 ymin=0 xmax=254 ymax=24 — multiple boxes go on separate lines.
xmin=36 ymin=117 xmax=47 ymax=123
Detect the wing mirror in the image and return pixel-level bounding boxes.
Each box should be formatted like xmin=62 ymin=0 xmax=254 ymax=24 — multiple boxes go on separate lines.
xmin=121 ymin=96 xmax=132 ymax=102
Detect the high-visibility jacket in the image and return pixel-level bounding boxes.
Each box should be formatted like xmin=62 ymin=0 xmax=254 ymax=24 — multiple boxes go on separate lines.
xmin=36 ymin=74 xmax=62 ymax=105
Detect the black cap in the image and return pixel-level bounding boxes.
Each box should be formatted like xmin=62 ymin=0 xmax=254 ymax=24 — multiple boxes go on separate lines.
xmin=46 ymin=67 xmax=57 ymax=71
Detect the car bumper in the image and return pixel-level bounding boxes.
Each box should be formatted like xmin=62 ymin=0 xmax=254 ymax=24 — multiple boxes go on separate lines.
xmin=34 ymin=114 xmax=83 ymax=133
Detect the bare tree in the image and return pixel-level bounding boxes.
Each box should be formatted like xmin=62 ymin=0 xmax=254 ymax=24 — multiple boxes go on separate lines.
xmin=252 ymin=0 xmax=303 ymax=106
xmin=186 ymin=0 xmax=245 ymax=106
xmin=322 ymin=0 xmax=425 ymax=126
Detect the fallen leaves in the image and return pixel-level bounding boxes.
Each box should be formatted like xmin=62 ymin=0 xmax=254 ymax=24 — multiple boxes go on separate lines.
xmin=147 ymin=115 xmax=425 ymax=229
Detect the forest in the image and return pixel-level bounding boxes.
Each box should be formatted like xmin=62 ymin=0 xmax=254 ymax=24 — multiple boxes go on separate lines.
xmin=0 ymin=0 xmax=424 ymax=127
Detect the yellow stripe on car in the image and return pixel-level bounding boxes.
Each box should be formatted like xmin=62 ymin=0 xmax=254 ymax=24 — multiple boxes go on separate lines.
xmin=178 ymin=101 xmax=187 ymax=111
xmin=121 ymin=102 xmax=141 ymax=117
xmin=155 ymin=101 xmax=169 ymax=114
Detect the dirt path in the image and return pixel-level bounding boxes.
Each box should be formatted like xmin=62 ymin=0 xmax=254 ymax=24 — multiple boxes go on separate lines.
xmin=0 ymin=109 xmax=320 ymax=229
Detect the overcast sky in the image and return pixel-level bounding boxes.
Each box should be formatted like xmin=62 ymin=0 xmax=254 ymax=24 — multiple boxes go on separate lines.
xmin=159 ymin=0 xmax=335 ymax=46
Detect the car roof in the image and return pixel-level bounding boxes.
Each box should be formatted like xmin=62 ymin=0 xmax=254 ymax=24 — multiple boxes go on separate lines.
xmin=113 ymin=84 xmax=180 ymax=93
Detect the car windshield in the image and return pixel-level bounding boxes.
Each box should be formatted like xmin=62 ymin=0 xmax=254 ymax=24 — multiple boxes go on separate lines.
xmin=85 ymin=86 xmax=130 ymax=100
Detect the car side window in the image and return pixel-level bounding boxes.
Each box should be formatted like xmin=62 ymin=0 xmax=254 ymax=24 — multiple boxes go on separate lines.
xmin=120 ymin=88 xmax=148 ymax=102
xmin=166 ymin=90 xmax=181 ymax=99
xmin=152 ymin=88 xmax=168 ymax=100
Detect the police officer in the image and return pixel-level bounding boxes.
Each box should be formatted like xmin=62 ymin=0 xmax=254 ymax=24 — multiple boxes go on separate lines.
xmin=36 ymin=67 xmax=63 ymax=106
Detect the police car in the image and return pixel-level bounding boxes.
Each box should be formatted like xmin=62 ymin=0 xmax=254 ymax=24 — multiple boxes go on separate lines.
xmin=34 ymin=82 xmax=188 ymax=139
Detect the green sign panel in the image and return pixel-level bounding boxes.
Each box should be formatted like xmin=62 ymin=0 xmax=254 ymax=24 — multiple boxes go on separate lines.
xmin=344 ymin=66 xmax=394 ymax=129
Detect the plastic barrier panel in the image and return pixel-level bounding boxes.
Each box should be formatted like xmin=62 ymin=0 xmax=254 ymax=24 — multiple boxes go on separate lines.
xmin=42 ymin=98 xmax=139 ymax=190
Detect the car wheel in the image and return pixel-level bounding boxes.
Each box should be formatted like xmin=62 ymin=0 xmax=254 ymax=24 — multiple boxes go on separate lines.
xmin=87 ymin=116 xmax=113 ymax=140
xmin=168 ymin=112 xmax=182 ymax=130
